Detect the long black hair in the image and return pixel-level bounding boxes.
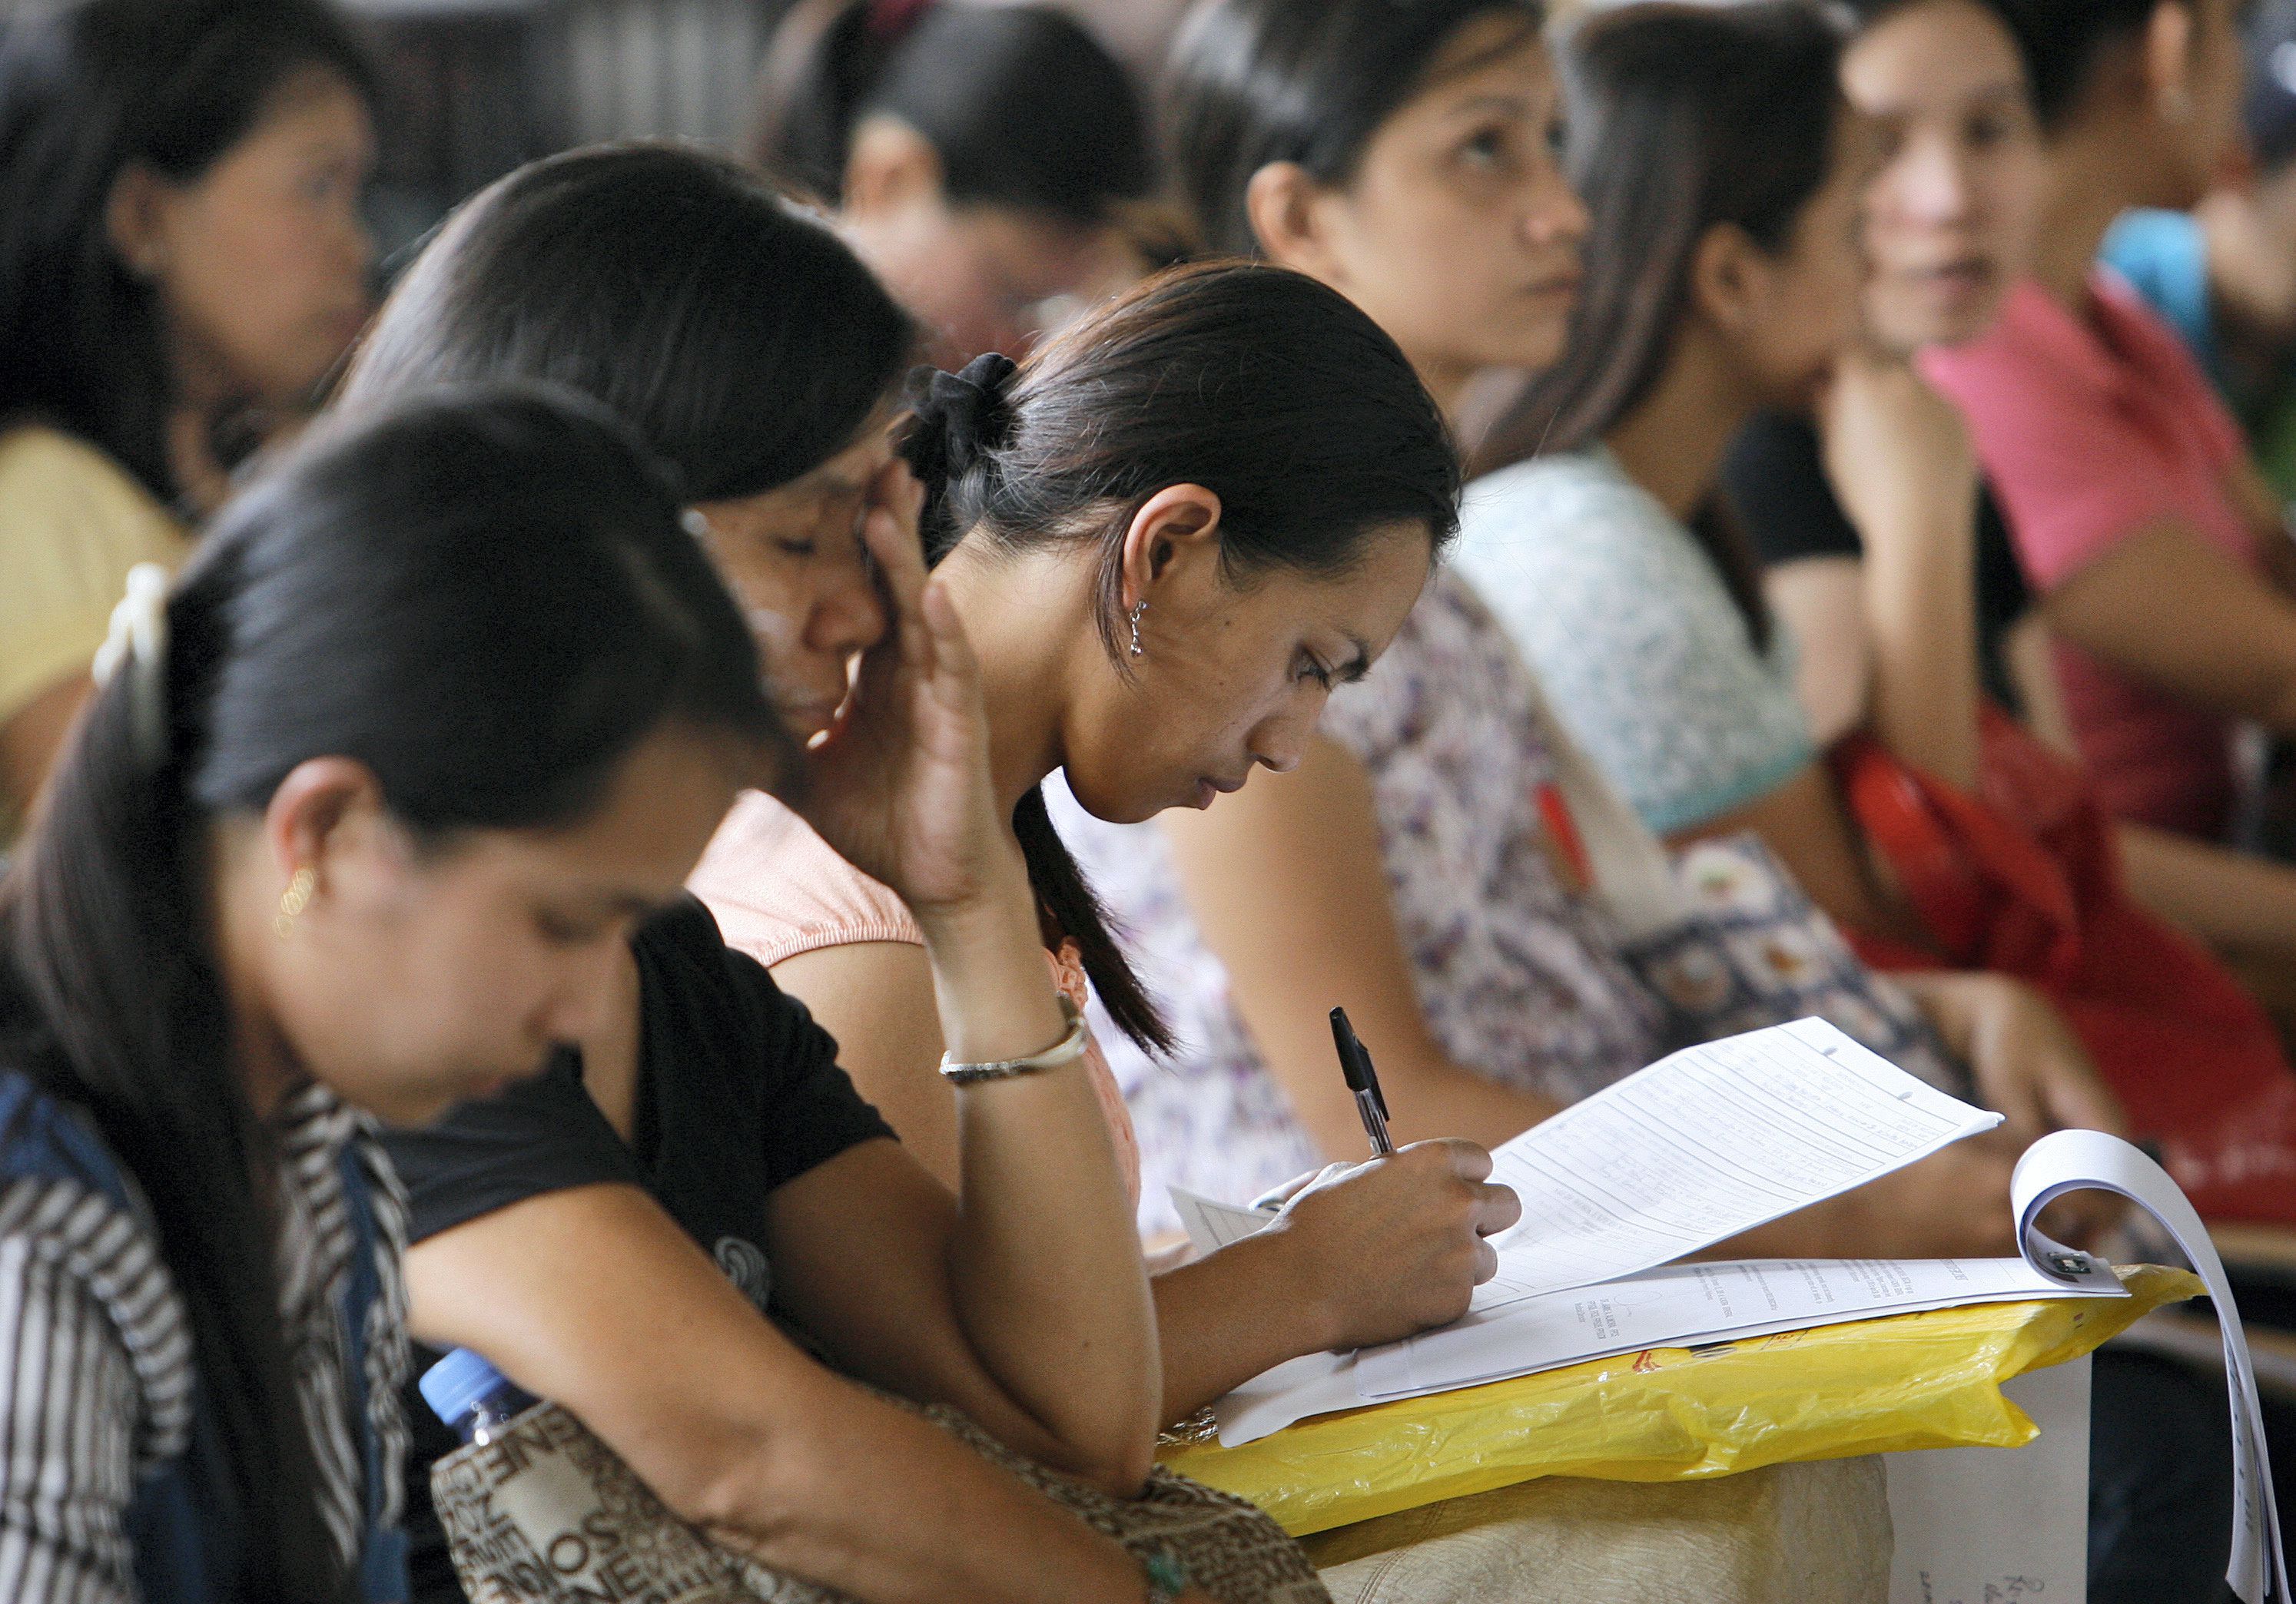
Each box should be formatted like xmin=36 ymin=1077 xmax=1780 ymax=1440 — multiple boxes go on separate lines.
xmin=1478 ymin=0 xmax=1848 ymax=647
xmin=899 ymin=261 xmax=1462 ymax=1049
xmin=1163 ymin=0 xmax=1545 ymax=257
xmin=0 ymin=386 xmax=776 ymax=1602
xmin=0 ymin=0 xmax=377 ymax=504
xmin=337 ymin=143 xmax=914 ymax=502
xmin=749 ymin=0 xmax=1155 ymax=223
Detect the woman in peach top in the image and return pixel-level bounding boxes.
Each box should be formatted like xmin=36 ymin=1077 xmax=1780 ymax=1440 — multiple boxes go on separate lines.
xmin=688 ymin=270 xmax=1531 ymax=1420
xmin=693 ymin=791 xmax=1146 ymax=1212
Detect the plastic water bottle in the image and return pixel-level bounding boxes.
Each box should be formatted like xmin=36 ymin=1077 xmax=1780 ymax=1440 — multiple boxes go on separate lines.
xmin=419 ymin=1347 xmax=536 ymax=1445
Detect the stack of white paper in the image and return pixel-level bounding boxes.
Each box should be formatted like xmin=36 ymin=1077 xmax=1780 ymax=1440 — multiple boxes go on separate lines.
xmin=1353 ymin=1254 xmax=2118 ymax=1404
xmin=1183 ymin=1020 xmax=2057 ymax=1439
xmin=1175 ymin=1019 xmax=2292 ymax=1602
xmin=1206 ymin=1252 xmax=2120 ymax=1447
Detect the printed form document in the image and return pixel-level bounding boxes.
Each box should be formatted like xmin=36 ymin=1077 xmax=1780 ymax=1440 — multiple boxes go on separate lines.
xmin=1182 ymin=1016 xmax=2002 ymax=1299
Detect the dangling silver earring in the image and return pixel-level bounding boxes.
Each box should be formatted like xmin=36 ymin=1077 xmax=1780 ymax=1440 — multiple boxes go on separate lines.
xmin=1127 ymin=599 xmax=1149 ymax=658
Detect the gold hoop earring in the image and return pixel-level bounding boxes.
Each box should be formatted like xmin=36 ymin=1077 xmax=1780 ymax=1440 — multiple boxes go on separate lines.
xmin=274 ymin=867 xmax=315 ymax=940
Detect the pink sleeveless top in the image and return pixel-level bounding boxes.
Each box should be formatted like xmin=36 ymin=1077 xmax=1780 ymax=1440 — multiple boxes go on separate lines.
xmin=688 ymin=791 xmax=1143 ymax=1211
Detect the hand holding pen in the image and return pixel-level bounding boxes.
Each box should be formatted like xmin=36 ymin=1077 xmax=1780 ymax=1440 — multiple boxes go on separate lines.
xmin=1224 ymin=1007 xmax=1525 ymax=1350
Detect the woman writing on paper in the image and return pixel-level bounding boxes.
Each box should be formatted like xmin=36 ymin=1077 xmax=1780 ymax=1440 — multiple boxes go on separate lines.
xmin=1059 ymin=5 xmax=2214 ymax=1588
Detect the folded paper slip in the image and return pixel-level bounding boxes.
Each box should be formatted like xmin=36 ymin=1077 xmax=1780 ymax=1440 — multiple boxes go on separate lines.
xmin=1157 ymin=1263 xmax=2195 ymax=1539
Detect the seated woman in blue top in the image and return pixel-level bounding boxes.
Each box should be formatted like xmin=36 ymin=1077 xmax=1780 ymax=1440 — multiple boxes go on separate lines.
xmin=0 ymin=387 xmax=782 ymax=1602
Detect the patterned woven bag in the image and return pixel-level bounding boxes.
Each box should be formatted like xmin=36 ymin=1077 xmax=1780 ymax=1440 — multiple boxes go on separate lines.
xmin=430 ymin=1387 xmax=1329 ymax=1604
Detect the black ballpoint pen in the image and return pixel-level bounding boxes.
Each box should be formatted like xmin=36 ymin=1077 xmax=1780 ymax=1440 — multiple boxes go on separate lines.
xmin=1330 ymin=1006 xmax=1394 ymax=1155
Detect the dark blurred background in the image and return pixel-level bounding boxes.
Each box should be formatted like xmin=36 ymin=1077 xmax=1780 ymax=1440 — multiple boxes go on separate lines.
xmin=0 ymin=0 xmax=1188 ymax=263
xmin=353 ymin=0 xmax=796 ymax=260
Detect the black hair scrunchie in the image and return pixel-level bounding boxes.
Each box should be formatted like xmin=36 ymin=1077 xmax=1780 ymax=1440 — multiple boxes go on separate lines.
xmin=902 ymin=351 xmax=1019 ymax=497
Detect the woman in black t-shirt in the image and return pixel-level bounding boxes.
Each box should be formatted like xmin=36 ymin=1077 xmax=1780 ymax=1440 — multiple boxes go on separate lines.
xmin=343 ymin=149 xmax=1203 ymax=1604
xmin=380 ymin=894 xmax=907 ymax=1593
xmin=1713 ymin=0 xmax=2045 ymax=795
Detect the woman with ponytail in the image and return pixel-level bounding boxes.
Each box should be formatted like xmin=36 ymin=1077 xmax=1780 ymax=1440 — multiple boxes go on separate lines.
xmin=1060 ymin=0 xmax=2113 ymax=1256
xmin=710 ymin=266 xmax=1523 ymax=1426
xmin=0 ymin=385 xmax=782 ymax=1602
xmin=746 ymin=0 xmax=1161 ymax=364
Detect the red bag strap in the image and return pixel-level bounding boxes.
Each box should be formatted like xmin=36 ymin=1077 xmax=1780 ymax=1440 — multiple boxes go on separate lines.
xmin=1831 ymin=730 xmax=2085 ymax=982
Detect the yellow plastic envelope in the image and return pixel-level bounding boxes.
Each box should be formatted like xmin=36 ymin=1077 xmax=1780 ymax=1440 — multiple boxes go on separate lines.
xmin=1158 ymin=1264 xmax=2199 ymax=1536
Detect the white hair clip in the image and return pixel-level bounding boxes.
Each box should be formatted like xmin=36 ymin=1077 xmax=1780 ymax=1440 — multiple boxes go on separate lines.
xmin=91 ymin=562 xmax=172 ymax=771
